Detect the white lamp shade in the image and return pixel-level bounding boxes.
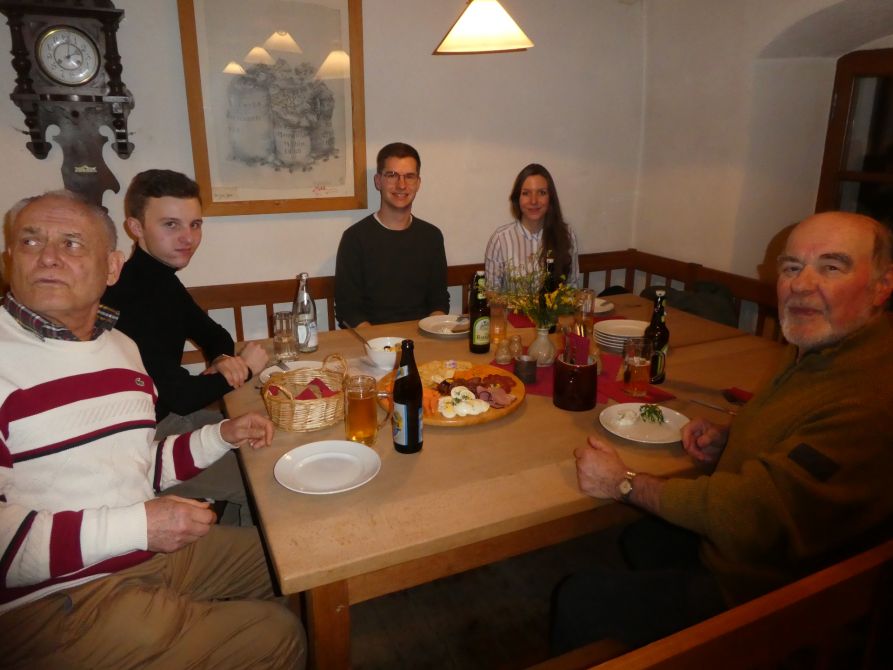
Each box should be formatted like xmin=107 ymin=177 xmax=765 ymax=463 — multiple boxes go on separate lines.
xmin=264 ymin=31 xmax=303 ymax=53
xmin=435 ymin=0 xmax=534 ymax=54
xmin=222 ymin=61 xmax=247 ymax=75
xmin=244 ymin=47 xmax=275 ymax=65
xmin=316 ymin=49 xmax=350 ymax=79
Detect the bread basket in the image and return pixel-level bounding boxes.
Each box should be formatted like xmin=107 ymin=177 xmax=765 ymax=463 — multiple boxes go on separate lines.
xmin=262 ymin=354 xmax=347 ymax=431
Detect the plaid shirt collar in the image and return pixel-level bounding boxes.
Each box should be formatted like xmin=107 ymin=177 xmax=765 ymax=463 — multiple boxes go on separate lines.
xmin=2 ymin=291 xmax=118 ymax=341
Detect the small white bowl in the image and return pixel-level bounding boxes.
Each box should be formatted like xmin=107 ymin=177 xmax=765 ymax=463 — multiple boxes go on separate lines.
xmin=364 ymin=337 xmax=402 ymax=369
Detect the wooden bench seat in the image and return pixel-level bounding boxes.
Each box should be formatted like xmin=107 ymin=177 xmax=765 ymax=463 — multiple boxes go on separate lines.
xmin=532 ymin=538 xmax=893 ymax=670
xmin=181 ymin=249 xmax=780 ymax=365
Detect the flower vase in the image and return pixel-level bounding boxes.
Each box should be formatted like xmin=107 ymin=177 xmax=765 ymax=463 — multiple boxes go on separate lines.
xmin=528 ymin=327 xmax=556 ymax=367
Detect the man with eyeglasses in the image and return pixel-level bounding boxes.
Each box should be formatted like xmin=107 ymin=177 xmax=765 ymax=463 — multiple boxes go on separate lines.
xmin=335 ymin=142 xmax=449 ymax=327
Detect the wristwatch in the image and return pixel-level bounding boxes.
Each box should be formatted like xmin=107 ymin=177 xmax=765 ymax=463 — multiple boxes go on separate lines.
xmin=618 ymin=471 xmax=637 ymax=501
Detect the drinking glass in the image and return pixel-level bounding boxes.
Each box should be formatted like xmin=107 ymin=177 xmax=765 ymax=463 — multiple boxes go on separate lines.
xmin=575 ymin=289 xmax=597 ymax=337
xmin=273 ymin=311 xmax=299 ymax=362
xmin=623 ymin=337 xmax=654 ymax=397
xmin=489 ymin=298 xmax=507 ymax=345
xmin=344 ymin=375 xmax=384 ymax=446
xmin=553 ymin=353 xmax=598 ymax=411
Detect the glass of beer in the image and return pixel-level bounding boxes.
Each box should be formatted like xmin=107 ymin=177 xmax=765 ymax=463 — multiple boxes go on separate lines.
xmin=623 ymin=337 xmax=653 ymax=397
xmin=489 ymin=297 xmax=507 ymax=345
xmin=575 ymin=289 xmax=597 ymax=337
xmin=344 ymin=375 xmax=381 ymax=446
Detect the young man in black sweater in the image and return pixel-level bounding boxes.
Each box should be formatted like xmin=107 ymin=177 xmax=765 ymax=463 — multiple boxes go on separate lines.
xmin=104 ymin=170 xmax=267 ymax=525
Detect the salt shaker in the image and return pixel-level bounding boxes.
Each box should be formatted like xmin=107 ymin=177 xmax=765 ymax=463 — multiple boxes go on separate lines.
xmin=508 ymin=335 xmax=523 ymax=359
xmin=494 ymin=339 xmax=512 ymax=364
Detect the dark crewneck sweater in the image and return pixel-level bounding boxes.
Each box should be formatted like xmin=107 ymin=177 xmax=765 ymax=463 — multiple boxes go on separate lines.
xmin=334 ymin=214 xmax=450 ymax=326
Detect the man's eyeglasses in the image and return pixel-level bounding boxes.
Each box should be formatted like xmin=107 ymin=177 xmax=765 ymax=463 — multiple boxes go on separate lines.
xmin=380 ymin=171 xmax=419 ymax=185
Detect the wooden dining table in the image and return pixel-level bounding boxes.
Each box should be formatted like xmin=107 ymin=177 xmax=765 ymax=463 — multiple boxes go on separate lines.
xmin=223 ymin=294 xmax=786 ymax=668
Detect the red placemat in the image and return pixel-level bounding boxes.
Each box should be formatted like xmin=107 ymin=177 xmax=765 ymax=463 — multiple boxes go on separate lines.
xmin=507 ymin=312 xmax=535 ymax=328
xmin=490 ymin=358 xmax=554 ymax=396
xmin=506 ymin=312 xmax=628 ymax=329
xmin=597 ymin=354 xmax=675 ymax=404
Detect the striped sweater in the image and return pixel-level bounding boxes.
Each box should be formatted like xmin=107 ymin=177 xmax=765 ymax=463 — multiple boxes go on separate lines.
xmin=0 ymin=309 xmax=232 ymax=614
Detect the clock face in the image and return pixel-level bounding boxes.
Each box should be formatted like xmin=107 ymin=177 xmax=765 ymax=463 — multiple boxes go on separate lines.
xmin=35 ymin=26 xmax=100 ymax=86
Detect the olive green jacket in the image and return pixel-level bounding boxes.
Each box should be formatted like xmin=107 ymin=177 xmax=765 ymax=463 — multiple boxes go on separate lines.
xmin=660 ymin=315 xmax=893 ymax=604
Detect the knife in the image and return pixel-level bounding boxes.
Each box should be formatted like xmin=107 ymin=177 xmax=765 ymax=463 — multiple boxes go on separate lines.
xmin=689 ymin=398 xmax=738 ymax=416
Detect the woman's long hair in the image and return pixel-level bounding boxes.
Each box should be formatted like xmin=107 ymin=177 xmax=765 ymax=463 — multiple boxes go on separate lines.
xmin=509 ymin=163 xmax=572 ymax=281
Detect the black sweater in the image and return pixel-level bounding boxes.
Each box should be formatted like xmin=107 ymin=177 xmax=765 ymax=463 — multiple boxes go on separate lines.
xmin=334 ymin=214 xmax=450 ymax=326
xmin=103 ymin=246 xmax=235 ymax=420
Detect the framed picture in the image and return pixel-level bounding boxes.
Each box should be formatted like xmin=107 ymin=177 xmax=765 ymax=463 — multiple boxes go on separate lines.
xmin=177 ymin=0 xmax=367 ymax=215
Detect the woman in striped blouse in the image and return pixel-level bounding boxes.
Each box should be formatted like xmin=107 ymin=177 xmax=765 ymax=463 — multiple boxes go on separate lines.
xmin=485 ymin=163 xmax=580 ymax=288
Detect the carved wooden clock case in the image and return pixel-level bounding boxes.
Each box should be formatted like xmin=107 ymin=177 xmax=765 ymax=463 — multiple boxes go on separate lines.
xmin=0 ymin=0 xmax=134 ymax=206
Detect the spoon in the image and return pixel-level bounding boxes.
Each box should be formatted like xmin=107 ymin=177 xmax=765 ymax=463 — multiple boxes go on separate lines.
xmin=346 ymin=323 xmax=371 ymax=349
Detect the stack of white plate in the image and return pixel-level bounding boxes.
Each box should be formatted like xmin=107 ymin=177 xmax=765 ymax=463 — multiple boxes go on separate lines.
xmin=593 ymin=320 xmax=649 ymax=354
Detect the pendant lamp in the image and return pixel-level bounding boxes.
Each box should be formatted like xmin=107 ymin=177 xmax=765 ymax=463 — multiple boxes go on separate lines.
xmin=434 ymin=0 xmax=534 ymax=54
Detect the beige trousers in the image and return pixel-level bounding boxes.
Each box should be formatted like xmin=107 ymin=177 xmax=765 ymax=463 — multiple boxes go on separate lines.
xmin=0 ymin=526 xmax=306 ymax=670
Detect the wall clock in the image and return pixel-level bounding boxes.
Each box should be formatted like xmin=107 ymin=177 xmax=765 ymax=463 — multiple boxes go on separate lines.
xmin=0 ymin=0 xmax=135 ymax=207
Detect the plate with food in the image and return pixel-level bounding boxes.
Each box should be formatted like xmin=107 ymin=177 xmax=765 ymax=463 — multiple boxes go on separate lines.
xmin=592 ymin=298 xmax=614 ymax=314
xmin=418 ymin=314 xmax=470 ymax=338
xmin=377 ymin=360 xmax=526 ymax=427
xmin=598 ymin=403 xmax=689 ymax=444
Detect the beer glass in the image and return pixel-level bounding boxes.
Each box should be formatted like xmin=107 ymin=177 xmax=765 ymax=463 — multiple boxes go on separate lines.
xmin=489 ymin=298 xmax=507 ymax=345
xmin=623 ymin=337 xmax=656 ymax=397
xmin=344 ymin=375 xmax=387 ymax=446
xmin=273 ymin=311 xmax=299 ymax=362
xmin=575 ymin=289 xmax=597 ymax=337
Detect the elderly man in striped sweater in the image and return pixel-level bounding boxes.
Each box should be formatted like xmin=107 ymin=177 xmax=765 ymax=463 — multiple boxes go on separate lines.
xmin=0 ymin=190 xmax=305 ymax=669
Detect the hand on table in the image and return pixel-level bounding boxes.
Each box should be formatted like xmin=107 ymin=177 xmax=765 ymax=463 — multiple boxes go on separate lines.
xmin=681 ymin=417 xmax=729 ymax=465
xmin=220 ymin=412 xmax=274 ymax=450
xmin=573 ymin=436 xmax=628 ymax=500
xmin=145 ymin=495 xmax=216 ymax=553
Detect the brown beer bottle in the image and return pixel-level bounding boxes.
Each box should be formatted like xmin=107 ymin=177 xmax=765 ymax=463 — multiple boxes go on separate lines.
xmin=469 ymin=270 xmax=491 ymax=354
xmin=392 ymin=339 xmax=423 ymax=454
xmin=644 ymin=289 xmax=669 ymax=383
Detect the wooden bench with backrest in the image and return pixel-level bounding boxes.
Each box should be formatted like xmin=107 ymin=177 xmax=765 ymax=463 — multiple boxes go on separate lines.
xmin=531 ymin=538 xmax=893 ymax=670
xmin=180 ymin=249 xmax=781 ymax=365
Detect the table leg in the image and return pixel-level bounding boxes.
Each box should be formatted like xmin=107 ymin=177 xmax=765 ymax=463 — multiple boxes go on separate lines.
xmin=305 ymin=580 xmax=351 ymax=670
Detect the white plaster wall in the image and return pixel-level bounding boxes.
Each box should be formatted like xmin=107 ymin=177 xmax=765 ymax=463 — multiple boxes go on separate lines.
xmin=2 ymin=0 xmax=890 ymax=289
xmin=636 ymin=0 xmax=893 ymax=277
xmin=0 ymin=0 xmax=645 ymax=289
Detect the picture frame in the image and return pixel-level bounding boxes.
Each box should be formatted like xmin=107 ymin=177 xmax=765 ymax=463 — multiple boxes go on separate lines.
xmin=177 ymin=0 xmax=367 ymax=216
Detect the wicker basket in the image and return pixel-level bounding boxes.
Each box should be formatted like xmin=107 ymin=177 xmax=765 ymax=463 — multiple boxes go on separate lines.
xmin=262 ymin=354 xmax=347 ymax=432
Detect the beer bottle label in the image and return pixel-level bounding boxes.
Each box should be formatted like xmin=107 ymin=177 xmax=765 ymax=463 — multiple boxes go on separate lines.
xmin=395 ymin=365 xmax=408 ymax=380
xmin=472 ymin=316 xmax=490 ymax=346
xmin=392 ymin=403 xmax=422 ymax=446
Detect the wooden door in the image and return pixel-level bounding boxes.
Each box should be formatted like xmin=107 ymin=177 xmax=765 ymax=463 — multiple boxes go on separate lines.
xmin=816 ymin=48 xmax=893 ymax=225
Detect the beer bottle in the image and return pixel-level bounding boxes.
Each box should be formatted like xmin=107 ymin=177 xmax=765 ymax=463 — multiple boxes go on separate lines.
xmin=293 ymin=272 xmax=318 ymax=352
xmin=540 ymin=256 xmax=558 ymax=333
xmin=392 ymin=339 xmax=423 ymax=454
xmin=469 ymin=270 xmax=491 ymax=354
xmin=644 ymin=289 xmax=669 ymax=383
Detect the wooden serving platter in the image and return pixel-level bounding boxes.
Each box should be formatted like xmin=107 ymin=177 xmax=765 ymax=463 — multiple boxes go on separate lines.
xmin=376 ymin=363 xmax=526 ymax=427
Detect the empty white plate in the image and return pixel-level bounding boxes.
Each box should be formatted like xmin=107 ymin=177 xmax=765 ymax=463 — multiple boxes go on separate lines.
xmin=274 ymin=440 xmax=381 ymax=494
